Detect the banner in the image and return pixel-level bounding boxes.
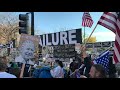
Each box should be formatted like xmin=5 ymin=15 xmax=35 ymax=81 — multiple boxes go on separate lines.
xmin=102 ymin=42 xmax=111 ymax=47
xmin=94 ymin=42 xmax=102 ymax=48
xmin=38 ymin=29 xmax=82 ymax=59
xmin=86 ymin=43 xmax=93 ymax=48
xmin=86 ymin=41 xmax=115 ymax=48
xmin=39 ymin=29 xmax=82 ymax=46
xmin=53 ymin=44 xmax=75 ymax=58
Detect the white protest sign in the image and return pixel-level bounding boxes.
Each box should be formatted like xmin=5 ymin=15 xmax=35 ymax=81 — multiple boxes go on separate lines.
xmin=75 ymin=43 xmax=81 ymax=54
xmin=18 ymin=34 xmax=40 ymax=60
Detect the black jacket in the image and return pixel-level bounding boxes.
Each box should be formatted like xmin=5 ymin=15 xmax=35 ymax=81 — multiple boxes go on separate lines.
xmin=108 ymin=57 xmax=116 ymax=78
xmin=79 ymin=57 xmax=92 ymax=78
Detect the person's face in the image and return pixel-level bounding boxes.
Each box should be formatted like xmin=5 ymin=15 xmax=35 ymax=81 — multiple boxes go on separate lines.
xmin=45 ymin=61 xmax=51 ymax=67
xmin=53 ymin=62 xmax=58 ymax=67
xmin=21 ymin=42 xmax=35 ymax=60
xmin=89 ymin=66 xmax=97 ymax=78
xmin=89 ymin=66 xmax=100 ymax=78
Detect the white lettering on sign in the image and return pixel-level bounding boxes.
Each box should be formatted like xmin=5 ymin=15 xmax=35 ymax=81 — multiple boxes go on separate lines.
xmin=60 ymin=31 xmax=68 ymax=45
xmin=43 ymin=35 xmax=45 ymax=46
xmin=52 ymin=32 xmax=59 ymax=45
xmin=46 ymin=34 xmax=52 ymax=45
xmin=39 ymin=29 xmax=81 ymax=46
xmin=69 ymin=30 xmax=77 ymax=44
xmin=39 ymin=38 xmax=42 ymax=46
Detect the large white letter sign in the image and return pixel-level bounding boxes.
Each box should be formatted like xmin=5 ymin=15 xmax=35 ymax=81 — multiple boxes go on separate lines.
xmin=39 ymin=38 xmax=43 ymax=46
xmin=69 ymin=30 xmax=77 ymax=44
xmin=43 ymin=35 xmax=45 ymax=46
xmin=60 ymin=31 xmax=68 ymax=45
xmin=46 ymin=34 xmax=52 ymax=45
xmin=52 ymin=32 xmax=59 ymax=45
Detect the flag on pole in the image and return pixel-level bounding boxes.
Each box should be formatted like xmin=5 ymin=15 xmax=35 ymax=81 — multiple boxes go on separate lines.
xmin=98 ymin=12 xmax=120 ymax=64
xmin=93 ymin=51 xmax=110 ymax=73
xmin=82 ymin=12 xmax=93 ymax=27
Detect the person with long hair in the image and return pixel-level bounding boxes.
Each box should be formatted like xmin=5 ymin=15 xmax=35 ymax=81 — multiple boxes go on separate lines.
xmin=89 ymin=64 xmax=107 ymax=78
xmin=0 ymin=57 xmax=17 ymax=78
xmin=50 ymin=60 xmax=64 ymax=78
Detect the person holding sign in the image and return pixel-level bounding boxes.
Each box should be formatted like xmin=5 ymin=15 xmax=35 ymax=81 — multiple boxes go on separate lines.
xmin=15 ymin=40 xmax=35 ymax=65
xmin=15 ymin=40 xmax=35 ymax=77
xmin=15 ymin=34 xmax=40 ymax=78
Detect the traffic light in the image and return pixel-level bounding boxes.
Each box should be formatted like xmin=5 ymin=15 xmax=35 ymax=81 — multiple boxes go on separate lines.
xmin=19 ymin=14 xmax=29 ymax=34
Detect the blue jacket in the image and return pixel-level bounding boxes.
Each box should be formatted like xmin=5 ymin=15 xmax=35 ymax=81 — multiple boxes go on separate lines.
xmin=63 ymin=68 xmax=68 ymax=78
xmin=33 ymin=67 xmax=53 ymax=78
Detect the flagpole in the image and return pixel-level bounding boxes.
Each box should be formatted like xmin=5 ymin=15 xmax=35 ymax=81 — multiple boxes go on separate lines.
xmin=84 ymin=24 xmax=98 ymax=45
xmin=19 ymin=63 xmax=25 ymax=78
xmin=84 ymin=26 xmax=86 ymax=44
xmin=98 ymin=46 xmax=113 ymax=57
xmin=80 ymin=24 xmax=98 ymax=58
xmin=69 ymin=20 xmax=98 ymax=77
xmin=69 ymin=64 xmax=85 ymax=76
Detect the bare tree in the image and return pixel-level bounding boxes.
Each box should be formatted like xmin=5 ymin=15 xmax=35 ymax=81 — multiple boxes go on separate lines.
xmin=0 ymin=12 xmax=19 ymax=44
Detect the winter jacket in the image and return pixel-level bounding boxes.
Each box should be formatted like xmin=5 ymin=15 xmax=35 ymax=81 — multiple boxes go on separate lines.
xmin=33 ymin=66 xmax=53 ymax=78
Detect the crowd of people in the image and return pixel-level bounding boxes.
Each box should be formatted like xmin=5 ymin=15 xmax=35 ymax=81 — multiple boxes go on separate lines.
xmin=0 ymin=40 xmax=118 ymax=78
xmin=0 ymin=51 xmax=118 ymax=78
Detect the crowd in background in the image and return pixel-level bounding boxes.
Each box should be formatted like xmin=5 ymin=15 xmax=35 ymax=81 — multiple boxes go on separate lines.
xmin=0 ymin=50 xmax=119 ymax=78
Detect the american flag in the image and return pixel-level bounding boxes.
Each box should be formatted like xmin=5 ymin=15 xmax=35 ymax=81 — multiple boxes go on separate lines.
xmin=93 ymin=51 xmax=110 ymax=73
xmin=82 ymin=12 xmax=93 ymax=27
xmin=98 ymin=12 xmax=120 ymax=64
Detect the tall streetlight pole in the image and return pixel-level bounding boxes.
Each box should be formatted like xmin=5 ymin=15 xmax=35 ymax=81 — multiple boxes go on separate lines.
xmin=31 ymin=12 xmax=34 ymax=35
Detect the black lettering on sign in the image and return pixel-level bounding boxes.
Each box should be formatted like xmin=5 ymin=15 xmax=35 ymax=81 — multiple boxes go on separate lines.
xmin=94 ymin=42 xmax=102 ymax=48
xmin=86 ymin=43 xmax=93 ymax=48
xmin=102 ymin=42 xmax=111 ymax=47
